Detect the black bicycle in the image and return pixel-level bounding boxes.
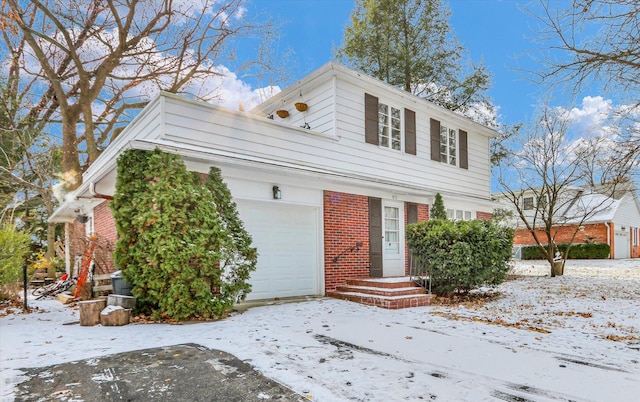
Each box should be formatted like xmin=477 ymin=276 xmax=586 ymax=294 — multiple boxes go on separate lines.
xmin=32 ymin=273 xmax=75 ymax=300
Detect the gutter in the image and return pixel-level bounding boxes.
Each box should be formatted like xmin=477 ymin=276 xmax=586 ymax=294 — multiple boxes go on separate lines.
xmin=89 ymin=182 xmax=114 ymax=201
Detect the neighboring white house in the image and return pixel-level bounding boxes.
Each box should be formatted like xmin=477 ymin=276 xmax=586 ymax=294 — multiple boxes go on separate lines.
xmin=50 ymin=62 xmax=499 ymax=301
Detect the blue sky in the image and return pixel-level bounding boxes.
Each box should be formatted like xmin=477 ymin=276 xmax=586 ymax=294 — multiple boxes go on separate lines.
xmin=240 ymin=0 xmax=550 ymax=126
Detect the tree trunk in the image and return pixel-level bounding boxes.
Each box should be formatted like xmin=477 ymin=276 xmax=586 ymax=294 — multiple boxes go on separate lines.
xmin=61 ymin=108 xmax=82 ymax=191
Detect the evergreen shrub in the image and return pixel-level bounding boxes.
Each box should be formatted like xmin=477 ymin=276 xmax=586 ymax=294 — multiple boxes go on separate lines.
xmin=110 ymin=149 xmax=257 ymax=320
xmin=520 ymin=243 xmax=610 ymax=260
xmin=407 ymin=219 xmax=514 ymax=295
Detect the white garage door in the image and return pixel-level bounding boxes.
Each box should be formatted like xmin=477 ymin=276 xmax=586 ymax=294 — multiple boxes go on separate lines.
xmin=236 ymin=200 xmax=320 ymax=300
xmin=614 ymin=230 xmax=629 ymax=259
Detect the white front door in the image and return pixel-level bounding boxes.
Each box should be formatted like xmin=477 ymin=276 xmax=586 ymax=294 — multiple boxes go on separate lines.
xmin=382 ymin=200 xmax=405 ymax=276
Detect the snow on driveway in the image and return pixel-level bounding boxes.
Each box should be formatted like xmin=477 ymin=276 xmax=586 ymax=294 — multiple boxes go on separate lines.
xmin=1 ymin=259 xmax=639 ymax=401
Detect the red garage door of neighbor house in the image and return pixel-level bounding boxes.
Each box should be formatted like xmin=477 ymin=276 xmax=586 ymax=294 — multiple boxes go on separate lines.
xmin=235 ymin=200 xmax=321 ymax=300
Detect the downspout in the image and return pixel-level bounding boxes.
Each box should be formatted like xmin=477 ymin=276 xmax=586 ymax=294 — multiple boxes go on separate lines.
xmin=89 ymin=182 xmax=114 ymax=201
xmin=64 ymin=223 xmax=71 ymax=275
xmin=604 ymin=222 xmax=612 ymax=259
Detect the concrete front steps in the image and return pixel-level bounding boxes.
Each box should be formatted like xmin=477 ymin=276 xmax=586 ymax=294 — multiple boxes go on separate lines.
xmin=327 ymin=277 xmax=434 ymax=309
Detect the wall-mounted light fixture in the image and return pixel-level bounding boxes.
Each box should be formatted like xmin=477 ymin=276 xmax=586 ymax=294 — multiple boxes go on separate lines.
xmin=272 ymin=185 xmax=282 ymax=200
xmin=76 ymin=215 xmax=89 ymax=224
xmin=621 ymin=226 xmax=627 ymax=231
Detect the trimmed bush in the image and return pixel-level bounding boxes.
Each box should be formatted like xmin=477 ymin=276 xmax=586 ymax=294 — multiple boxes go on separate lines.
xmin=520 ymin=243 xmax=610 ymax=260
xmin=111 ymin=149 xmax=257 ymax=320
xmin=407 ymin=219 xmax=514 ymax=295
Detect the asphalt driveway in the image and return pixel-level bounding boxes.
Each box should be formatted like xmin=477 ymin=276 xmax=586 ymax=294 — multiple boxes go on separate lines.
xmin=13 ymin=343 xmax=305 ymax=401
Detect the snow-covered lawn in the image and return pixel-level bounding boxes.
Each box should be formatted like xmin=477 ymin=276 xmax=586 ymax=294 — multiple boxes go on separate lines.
xmin=1 ymin=259 xmax=639 ymax=401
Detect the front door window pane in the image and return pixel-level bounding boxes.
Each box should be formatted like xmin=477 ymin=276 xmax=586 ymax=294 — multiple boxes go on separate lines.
xmin=384 ymin=206 xmax=400 ymax=254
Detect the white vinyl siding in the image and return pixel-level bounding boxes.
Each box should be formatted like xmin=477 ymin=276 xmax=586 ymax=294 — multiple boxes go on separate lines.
xmin=156 ymin=74 xmax=493 ymax=200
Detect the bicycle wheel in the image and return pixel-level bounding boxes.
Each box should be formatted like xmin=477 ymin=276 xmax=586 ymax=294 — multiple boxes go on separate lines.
xmin=32 ymin=282 xmax=56 ymax=298
xmin=32 ymin=286 xmax=47 ymax=297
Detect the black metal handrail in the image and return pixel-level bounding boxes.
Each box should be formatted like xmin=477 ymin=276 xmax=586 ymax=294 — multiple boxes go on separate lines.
xmin=332 ymin=242 xmax=363 ymax=263
xmin=409 ymin=251 xmax=431 ymax=294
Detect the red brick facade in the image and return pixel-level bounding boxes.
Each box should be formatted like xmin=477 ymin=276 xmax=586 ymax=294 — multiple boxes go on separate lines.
xmin=70 ymin=190 xmax=440 ymax=295
xmin=323 ymin=191 xmax=370 ymax=292
xmin=514 ymin=223 xmax=609 ymax=246
xmin=93 ymin=201 xmax=118 ymax=274
xmin=476 ymin=211 xmax=492 ymax=221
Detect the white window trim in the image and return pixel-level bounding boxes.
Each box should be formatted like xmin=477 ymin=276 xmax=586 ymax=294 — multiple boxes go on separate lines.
xmin=378 ymin=100 xmax=403 ymax=152
xmin=447 ymin=208 xmax=474 ymax=221
xmin=439 ymin=124 xmax=458 ymax=166
xmin=523 ymin=197 xmax=534 ymax=210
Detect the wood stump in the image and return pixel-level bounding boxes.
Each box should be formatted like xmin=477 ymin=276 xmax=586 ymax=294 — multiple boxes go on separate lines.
xmin=79 ymin=299 xmax=107 ymax=326
xmin=56 ymin=293 xmax=76 ymax=305
xmin=100 ymin=306 xmax=130 ymax=326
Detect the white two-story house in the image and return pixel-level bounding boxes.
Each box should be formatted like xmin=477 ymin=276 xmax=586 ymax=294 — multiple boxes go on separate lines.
xmin=50 ymin=62 xmax=498 ymax=303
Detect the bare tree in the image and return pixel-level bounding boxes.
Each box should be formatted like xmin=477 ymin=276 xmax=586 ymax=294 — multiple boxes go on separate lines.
xmin=531 ymin=0 xmax=640 ymax=157
xmin=532 ymin=0 xmax=639 ymax=103
xmin=495 ymin=105 xmax=638 ymax=276
xmin=1 ymin=0 xmax=275 ymax=190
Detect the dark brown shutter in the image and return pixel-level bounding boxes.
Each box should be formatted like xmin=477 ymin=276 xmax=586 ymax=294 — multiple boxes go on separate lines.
xmin=404 ymin=109 xmax=416 ymax=155
xmin=407 ymin=202 xmax=418 ymax=225
xmin=430 ymin=118 xmax=440 ymax=161
xmin=459 ymin=129 xmax=468 ymax=169
xmin=368 ymin=197 xmax=383 ymax=278
xmin=365 ymin=93 xmax=379 ymax=145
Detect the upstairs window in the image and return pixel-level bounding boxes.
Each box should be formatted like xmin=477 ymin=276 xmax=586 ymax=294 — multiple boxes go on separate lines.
xmin=523 ymin=197 xmax=534 ymax=210
xmin=365 ymin=93 xmax=416 ymax=155
xmin=440 ymin=125 xmax=457 ymax=166
xmin=378 ymin=103 xmax=402 ymax=151
xmin=430 ymin=118 xmax=468 ymax=169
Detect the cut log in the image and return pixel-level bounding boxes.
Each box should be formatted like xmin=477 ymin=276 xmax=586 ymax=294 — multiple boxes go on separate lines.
xmin=76 ymin=281 xmax=93 ymax=301
xmin=56 ymin=293 xmax=76 ymax=305
xmin=79 ymin=299 xmax=107 ymax=326
xmin=100 ymin=306 xmax=130 ymax=326
xmin=107 ymin=294 xmax=136 ymax=310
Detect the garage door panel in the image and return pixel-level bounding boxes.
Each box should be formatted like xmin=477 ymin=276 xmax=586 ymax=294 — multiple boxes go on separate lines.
xmin=236 ymin=200 xmax=320 ymax=300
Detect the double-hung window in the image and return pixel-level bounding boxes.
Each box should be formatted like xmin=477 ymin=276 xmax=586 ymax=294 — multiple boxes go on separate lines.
xmin=523 ymin=197 xmax=534 ymax=210
xmin=440 ymin=125 xmax=457 ymax=166
xmin=378 ymin=102 xmax=402 ymax=151
xmin=447 ymin=209 xmax=473 ymax=221
xmin=430 ymin=118 xmax=467 ymax=169
xmin=365 ymin=93 xmax=416 ymax=155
